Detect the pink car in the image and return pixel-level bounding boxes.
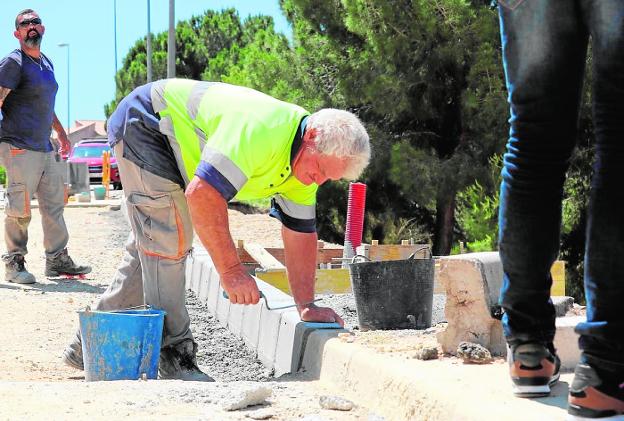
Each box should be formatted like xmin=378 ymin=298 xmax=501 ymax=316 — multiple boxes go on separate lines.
xmin=68 ymin=140 xmax=122 ymax=190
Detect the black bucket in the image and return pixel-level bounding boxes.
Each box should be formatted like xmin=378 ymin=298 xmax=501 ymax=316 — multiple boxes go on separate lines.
xmin=349 ymin=258 xmax=435 ymax=331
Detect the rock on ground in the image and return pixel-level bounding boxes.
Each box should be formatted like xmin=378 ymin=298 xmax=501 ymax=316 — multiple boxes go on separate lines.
xmin=457 ymin=341 xmax=492 ymax=364
xmin=221 ymin=385 xmax=273 ymax=411
xmin=411 ymin=344 xmax=439 ymax=360
xmin=319 ymin=395 xmax=355 ymax=411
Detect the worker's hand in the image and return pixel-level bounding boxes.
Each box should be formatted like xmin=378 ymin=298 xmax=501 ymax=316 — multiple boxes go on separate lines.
xmin=220 ymin=267 xmax=261 ymax=305
xmin=57 ymin=131 xmax=71 ymax=160
xmin=299 ymin=304 xmax=345 ymax=327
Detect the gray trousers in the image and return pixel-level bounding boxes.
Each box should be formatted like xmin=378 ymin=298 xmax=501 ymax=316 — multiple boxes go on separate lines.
xmin=0 ymin=143 xmax=68 ymax=258
xmin=90 ymin=142 xmax=194 ymax=347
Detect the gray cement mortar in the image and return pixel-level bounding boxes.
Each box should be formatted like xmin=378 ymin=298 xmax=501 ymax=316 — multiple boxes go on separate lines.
xmin=186 ymin=290 xmax=446 ymax=381
xmin=186 ymin=291 xmax=274 ymax=382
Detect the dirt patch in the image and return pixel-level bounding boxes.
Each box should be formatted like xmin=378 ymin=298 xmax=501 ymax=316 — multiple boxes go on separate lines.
xmin=0 ymin=201 xmax=378 ymax=419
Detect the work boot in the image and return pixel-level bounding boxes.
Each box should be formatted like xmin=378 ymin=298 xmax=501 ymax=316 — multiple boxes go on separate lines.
xmin=45 ymin=249 xmax=91 ymax=277
xmin=62 ymin=335 xmax=84 ymax=370
xmin=159 ymin=340 xmax=214 ymax=381
xmin=3 ymin=254 xmax=36 ymax=284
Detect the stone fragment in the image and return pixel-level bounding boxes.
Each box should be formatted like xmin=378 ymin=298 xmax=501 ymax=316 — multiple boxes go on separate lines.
xmin=457 ymin=341 xmax=492 ymax=364
xmin=552 ymin=296 xmax=574 ymax=317
xmin=221 ymin=386 xmax=273 ymax=411
xmin=412 ymin=344 xmax=438 ymax=360
xmin=319 ymin=395 xmax=354 ymax=411
xmin=338 ymin=332 xmax=355 ymax=343
xmin=246 ymin=408 xmax=275 ymax=419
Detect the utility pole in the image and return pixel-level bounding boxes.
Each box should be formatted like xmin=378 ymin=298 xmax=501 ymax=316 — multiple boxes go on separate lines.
xmin=167 ymin=0 xmax=175 ymax=78
xmin=113 ymin=0 xmax=118 ymax=76
xmin=58 ymin=43 xmax=70 ymax=130
xmin=147 ymin=0 xmax=152 ymax=82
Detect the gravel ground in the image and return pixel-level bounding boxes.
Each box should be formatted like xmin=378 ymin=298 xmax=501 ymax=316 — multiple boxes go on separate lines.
xmin=317 ymin=293 xmax=447 ymax=331
xmin=187 ymin=290 xmax=274 ymax=382
xmin=187 ymin=290 xmax=447 ymax=382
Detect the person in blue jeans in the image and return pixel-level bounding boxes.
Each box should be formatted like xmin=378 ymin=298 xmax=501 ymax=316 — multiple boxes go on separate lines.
xmin=497 ymin=0 xmax=624 ymax=419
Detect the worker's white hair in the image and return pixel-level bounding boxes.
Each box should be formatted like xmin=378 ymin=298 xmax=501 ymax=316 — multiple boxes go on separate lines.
xmin=307 ymin=108 xmax=371 ymax=180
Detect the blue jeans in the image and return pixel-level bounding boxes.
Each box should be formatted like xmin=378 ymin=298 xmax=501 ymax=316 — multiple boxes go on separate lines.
xmin=498 ymin=0 xmax=624 ymax=370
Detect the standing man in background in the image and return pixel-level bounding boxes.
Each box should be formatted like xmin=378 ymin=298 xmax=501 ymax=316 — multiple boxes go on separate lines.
xmin=496 ymin=0 xmax=624 ymax=418
xmin=0 ymin=9 xmax=90 ymax=284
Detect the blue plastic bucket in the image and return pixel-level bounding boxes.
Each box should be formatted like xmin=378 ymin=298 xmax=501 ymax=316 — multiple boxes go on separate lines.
xmin=78 ymin=308 xmax=166 ymax=381
xmin=93 ymin=186 xmax=106 ymax=200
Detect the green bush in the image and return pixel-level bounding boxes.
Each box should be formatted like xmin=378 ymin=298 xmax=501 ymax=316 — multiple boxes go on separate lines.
xmin=0 ymin=166 xmax=5 ymax=186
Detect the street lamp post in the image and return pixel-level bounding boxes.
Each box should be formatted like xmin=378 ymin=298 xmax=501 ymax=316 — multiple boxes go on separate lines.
xmin=147 ymin=0 xmax=152 ymax=82
xmin=58 ymin=43 xmax=70 ymax=131
xmin=114 ymin=0 xmax=118 ymax=76
xmin=167 ymin=0 xmax=175 ymax=78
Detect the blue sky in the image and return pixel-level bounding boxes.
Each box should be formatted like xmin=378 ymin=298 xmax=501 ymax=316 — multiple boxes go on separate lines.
xmin=0 ymin=1 xmax=291 ymax=129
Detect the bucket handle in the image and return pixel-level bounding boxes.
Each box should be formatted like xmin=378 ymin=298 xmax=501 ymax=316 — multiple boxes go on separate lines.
xmin=79 ymin=304 xmax=152 ymax=313
xmin=351 ymin=254 xmax=371 ymax=264
xmin=407 ymin=245 xmax=432 ymax=260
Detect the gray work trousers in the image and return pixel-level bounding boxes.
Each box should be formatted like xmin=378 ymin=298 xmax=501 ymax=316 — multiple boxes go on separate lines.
xmin=88 ymin=142 xmax=194 ymax=347
xmin=0 ymin=143 xmax=68 ymax=258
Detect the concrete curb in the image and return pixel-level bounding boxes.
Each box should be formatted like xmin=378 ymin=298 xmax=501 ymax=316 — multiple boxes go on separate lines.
xmin=185 ymin=246 xmax=345 ymax=376
xmin=185 ymin=246 xmax=582 ymax=420
xmin=311 ymin=336 xmax=572 ymax=421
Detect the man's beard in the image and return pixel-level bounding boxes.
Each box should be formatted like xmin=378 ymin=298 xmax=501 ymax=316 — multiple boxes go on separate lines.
xmin=24 ymin=31 xmax=42 ymax=48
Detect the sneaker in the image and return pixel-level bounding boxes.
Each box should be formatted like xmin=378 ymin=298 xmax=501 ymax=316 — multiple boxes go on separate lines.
xmin=159 ymin=340 xmax=214 ymax=382
xmin=508 ymin=342 xmax=561 ymax=398
xmin=567 ymin=363 xmax=624 ymax=420
xmin=62 ymin=337 xmax=84 ymax=370
xmin=3 ymin=254 xmax=36 ymax=284
xmin=45 ymin=249 xmax=91 ymax=277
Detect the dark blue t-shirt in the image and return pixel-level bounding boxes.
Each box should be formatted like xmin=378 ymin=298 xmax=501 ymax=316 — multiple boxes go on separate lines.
xmin=0 ymin=49 xmax=58 ymax=152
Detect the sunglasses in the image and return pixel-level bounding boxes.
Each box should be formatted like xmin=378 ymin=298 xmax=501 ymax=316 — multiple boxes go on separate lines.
xmin=18 ymin=18 xmax=42 ymax=28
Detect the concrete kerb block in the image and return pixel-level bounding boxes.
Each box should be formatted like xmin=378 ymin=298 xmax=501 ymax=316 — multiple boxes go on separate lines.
xmin=555 ymin=316 xmax=582 ymax=370
xmin=206 ymin=268 xmax=220 ymax=314
xmin=197 ymin=259 xmax=214 ymax=304
xmin=216 ymin=283 xmax=231 ymax=328
xmin=185 ymin=254 xmax=194 ymax=289
xmin=436 ymin=252 xmax=506 ymax=356
xmin=241 ymin=302 xmax=263 ymax=350
xmin=189 ymin=254 xmax=204 ymax=294
xmin=273 ymin=310 xmax=302 ymax=376
xmin=257 ymin=302 xmax=287 ymax=367
xmin=299 ymin=329 xmax=346 ymax=378
xmin=227 ymin=301 xmax=245 ymax=336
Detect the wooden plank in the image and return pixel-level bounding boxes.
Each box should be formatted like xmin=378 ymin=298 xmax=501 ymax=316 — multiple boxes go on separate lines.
xmin=243 ymin=242 xmax=285 ymax=270
xmin=551 ymin=260 xmax=566 ymax=296
xmin=255 ymin=268 xmax=353 ymax=295
xmin=256 ymin=267 xmax=443 ymax=296
xmin=356 ymin=244 xmax=430 ymax=262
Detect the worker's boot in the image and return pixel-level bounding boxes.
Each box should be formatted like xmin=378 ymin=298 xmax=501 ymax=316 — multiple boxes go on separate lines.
xmin=45 ymin=249 xmax=92 ymax=277
xmin=62 ymin=334 xmax=84 ymax=370
xmin=159 ymin=339 xmax=214 ymax=381
xmin=3 ymin=254 xmax=36 ymax=284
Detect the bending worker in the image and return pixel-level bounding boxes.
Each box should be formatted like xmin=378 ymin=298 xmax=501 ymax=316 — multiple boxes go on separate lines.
xmin=63 ymin=79 xmax=370 ymax=381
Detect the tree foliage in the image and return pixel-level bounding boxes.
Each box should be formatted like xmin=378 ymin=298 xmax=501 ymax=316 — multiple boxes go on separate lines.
xmin=279 ymin=0 xmax=509 ymax=254
xmin=104 ymin=9 xmax=289 ymax=117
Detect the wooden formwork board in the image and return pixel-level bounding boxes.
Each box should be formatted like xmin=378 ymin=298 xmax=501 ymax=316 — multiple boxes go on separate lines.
xmin=355 ymin=244 xmax=430 ymax=262
xmin=256 ymin=260 xmax=567 ymax=297
xmin=236 ymin=241 xmax=343 ymax=266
